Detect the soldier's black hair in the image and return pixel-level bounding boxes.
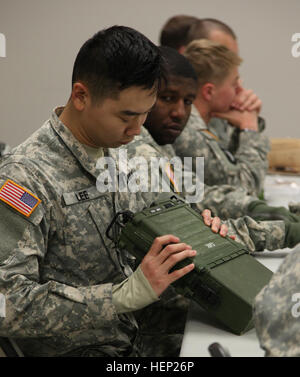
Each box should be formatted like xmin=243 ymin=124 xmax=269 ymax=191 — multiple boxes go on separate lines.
xmin=159 ymin=15 xmax=199 ymax=50
xmin=159 ymin=46 xmax=198 ymax=84
xmin=72 ymin=26 xmax=166 ymax=101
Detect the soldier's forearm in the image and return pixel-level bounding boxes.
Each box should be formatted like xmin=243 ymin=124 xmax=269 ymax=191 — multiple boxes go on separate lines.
xmin=112 ymin=265 xmax=159 ymax=314
xmin=224 ymin=217 xmax=285 ymax=252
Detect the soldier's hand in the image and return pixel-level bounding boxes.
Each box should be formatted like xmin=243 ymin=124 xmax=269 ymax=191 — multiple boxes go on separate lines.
xmin=231 ymin=88 xmax=262 ymax=114
xmin=211 ymin=109 xmax=258 ymax=132
xmin=201 ymin=209 xmax=236 ymax=240
xmin=140 ymin=235 xmax=196 ymax=297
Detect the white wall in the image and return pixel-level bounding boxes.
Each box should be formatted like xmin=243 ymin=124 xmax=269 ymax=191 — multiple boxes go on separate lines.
xmin=0 ymin=0 xmax=300 ymax=147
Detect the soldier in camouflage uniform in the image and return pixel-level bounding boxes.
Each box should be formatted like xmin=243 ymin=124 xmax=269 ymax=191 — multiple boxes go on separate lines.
xmin=173 ymin=40 xmax=269 ymax=197
xmin=160 ymin=17 xmax=265 ymax=167
xmin=0 ymin=28 xmax=296 ymax=358
xmin=0 ymin=26 xmax=211 ymax=357
xmin=131 ymin=47 xmax=299 ymax=231
xmin=254 ymin=247 xmax=300 ymax=356
xmin=131 ymin=47 xmax=300 ymax=355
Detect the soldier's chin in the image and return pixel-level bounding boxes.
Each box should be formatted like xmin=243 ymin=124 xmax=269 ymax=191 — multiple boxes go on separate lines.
xmin=160 ymin=134 xmax=178 ymax=145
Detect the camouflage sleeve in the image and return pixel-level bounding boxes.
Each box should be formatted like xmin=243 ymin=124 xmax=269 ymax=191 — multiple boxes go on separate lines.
xmin=223 ymin=217 xmax=285 ymax=253
xmin=253 ymin=248 xmax=300 ymax=356
xmin=0 ymin=163 xmax=118 ymax=338
xmin=174 ymin=163 xmax=285 ymax=253
xmin=230 ymin=130 xmax=270 ymax=195
xmin=173 ymin=116 xmax=270 ymax=196
xmin=208 ymin=116 xmax=266 ymax=154
xmin=128 ymin=131 xmax=258 ymax=220
xmin=208 ymin=118 xmax=233 ymax=149
xmin=192 ymin=184 xmax=255 ymax=220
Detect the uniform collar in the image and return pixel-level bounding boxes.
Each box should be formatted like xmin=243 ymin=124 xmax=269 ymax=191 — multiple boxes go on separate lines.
xmin=190 ymin=104 xmax=208 ymax=130
xmin=49 ymin=107 xmax=105 ymax=179
xmin=139 ymin=127 xmax=176 ymax=159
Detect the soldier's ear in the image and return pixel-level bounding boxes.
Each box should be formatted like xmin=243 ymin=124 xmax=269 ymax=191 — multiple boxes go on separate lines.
xmin=201 ymin=83 xmax=215 ymax=102
xmin=71 ymin=82 xmax=90 ymax=111
xmin=178 ymin=45 xmax=186 ymax=54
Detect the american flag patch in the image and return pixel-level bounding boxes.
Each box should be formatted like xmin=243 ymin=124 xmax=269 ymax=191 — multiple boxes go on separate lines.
xmin=0 ymin=179 xmax=41 ymax=217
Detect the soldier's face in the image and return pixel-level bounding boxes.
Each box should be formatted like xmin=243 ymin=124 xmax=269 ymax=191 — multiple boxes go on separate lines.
xmin=81 ymin=86 xmax=157 ymax=148
xmin=211 ymin=67 xmax=241 ymax=112
xmin=144 ymin=76 xmax=197 ymax=145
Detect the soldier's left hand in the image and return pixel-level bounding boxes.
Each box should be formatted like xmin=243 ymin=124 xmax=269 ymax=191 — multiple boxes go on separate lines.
xmin=201 ymin=209 xmax=236 ymax=240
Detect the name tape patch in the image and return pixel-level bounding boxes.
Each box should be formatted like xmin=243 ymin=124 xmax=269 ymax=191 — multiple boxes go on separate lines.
xmin=0 ymin=179 xmax=41 ymax=217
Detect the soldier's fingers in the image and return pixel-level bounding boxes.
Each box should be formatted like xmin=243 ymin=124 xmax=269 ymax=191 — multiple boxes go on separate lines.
xmin=167 ymin=262 xmax=195 ymax=285
xmin=219 ymin=224 xmax=228 ymax=237
xmin=247 ymin=98 xmax=262 ymax=113
xmin=240 ymin=94 xmax=260 ymax=111
xmin=201 ymin=209 xmax=212 ymax=226
xmin=162 ymin=248 xmax=196 ymax=272
xmin=158 ymin=243 xmax=192 ymax=264
xmin=210 ymin=216 xmax=221 ymax=233
xmin=233 ymin=90 xmax=251 ymax=107
xmin=147 ymin=235 xmax=180 ymax=256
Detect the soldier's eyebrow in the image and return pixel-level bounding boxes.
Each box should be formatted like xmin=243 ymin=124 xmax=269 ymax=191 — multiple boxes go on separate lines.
xmin=120 ymin=104 xmax=155 ymax=117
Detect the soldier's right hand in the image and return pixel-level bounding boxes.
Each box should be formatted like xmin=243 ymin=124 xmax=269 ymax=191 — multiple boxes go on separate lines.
xmin=211 ymin=109 xmax=258 ymax=132
xmin=140 ymin=235 xmax=196 ymax=297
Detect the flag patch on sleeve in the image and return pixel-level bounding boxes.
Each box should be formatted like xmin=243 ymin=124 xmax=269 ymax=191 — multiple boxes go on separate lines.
xmin=0 ymin=179 xmax=41 ymax=217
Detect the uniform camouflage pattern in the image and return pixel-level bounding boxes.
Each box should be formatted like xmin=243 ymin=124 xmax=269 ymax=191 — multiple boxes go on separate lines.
xmin=254 ymin=247 xmax=300 ymax=356
xmin=130 ymin=127 xmax=256 ymax=220
xmin=0 ymin=107 xmax=184 ymax=357
xmin=0 ymin=109 xmax=286 ymax=357
xmin=208 ymin=115 xmax=266 ymax=153
xmin=172 ymin=106 xmax=270 ymax=197
xmin=0 ymin=142 xmax=10 ymax=157
xmin=127 ymin=127 xmax=286 ymax=252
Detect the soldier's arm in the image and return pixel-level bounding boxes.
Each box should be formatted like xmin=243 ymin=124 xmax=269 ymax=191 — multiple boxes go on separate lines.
xmin=253 ymin=249 xmax=300 ymax=357
xmin=223 ymin=216 xmax=286 ymax=252
xmin=175 ymin=111 xmax=269 ymax=196
xmin=0 ymin=167 xmax=120 ymax=338
xmin=204 ymin=129 xmax=268 ymax=197
xmin=208 ymin=109 xmax=269 ymax=195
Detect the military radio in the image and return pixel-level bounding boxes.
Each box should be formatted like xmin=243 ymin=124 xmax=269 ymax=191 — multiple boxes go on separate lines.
xmin=107 ymin=195 xmax=273 ymax=335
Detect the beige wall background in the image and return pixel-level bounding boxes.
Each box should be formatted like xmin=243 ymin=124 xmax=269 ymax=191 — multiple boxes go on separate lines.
xmin=0 ymin=0 xmax=300 ymax=147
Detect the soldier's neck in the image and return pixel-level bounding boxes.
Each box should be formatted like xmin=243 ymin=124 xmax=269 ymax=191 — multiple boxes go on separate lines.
xmin=193 ymin=98 xmax=211 ymax=125
xmin=59 ymin=103 xmax=100 ymax=148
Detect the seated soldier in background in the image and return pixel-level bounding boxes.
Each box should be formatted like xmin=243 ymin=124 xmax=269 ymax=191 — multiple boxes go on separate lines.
xmin=127 ymin=46 xmax=300 ymax=251
xmin=172 ymin=39 xmax=268 ymax=197
xmin=159 ymin=15 xmax=198 ymax=53
xmin=184 ymin=18 xmax=264 ymax=145
xmin=136 ymin=44 xmax=300 ymax=358
xmin=161 ymin=17 xmax=267 ymax=197
xmin=160 ymin=16 xmax=264 ymax=140
xmin=0 ymin=26 xmax=218 ymax=358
